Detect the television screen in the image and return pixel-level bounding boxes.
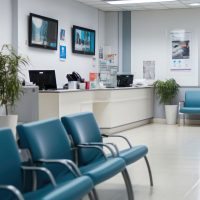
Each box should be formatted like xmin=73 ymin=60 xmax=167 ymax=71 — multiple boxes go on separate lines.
xmin=72 ymin=25 xmax=95 ymax=55
xmin=29 ymin=13 xmax=58 ymax=50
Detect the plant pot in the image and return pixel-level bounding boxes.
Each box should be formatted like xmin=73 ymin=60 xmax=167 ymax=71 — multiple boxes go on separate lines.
xmin=0 ymin=115 xmax=18 ymax=138
xmin=165 ymin=105 xmax=178 ymax=125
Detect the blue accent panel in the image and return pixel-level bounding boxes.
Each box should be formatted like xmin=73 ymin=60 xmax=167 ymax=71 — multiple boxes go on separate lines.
xmin=123 ymin=11 xmax=131 ymax=73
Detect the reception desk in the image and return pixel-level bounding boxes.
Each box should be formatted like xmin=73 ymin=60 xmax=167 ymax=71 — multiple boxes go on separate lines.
xmin=39 ymin=87 xmax=154 ymax=133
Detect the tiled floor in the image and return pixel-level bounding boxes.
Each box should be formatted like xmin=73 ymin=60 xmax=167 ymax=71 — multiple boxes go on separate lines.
xmin=86 ymin=123 xmax=200 ymax=200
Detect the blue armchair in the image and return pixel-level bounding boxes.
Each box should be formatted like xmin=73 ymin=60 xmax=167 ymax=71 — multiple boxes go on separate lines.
xmin=0 ymin=128 xmax=93 ymax=200
xmin=179 ymin=91 xmax=200 ymax=125
xmin=61 ymin=112 xmax=153 ymax=187
xmin=17 ymin=118 xmax=134 ymax=200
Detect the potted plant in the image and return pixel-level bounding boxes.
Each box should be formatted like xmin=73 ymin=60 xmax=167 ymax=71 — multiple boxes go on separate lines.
xmin=0 ymin=44 xmax=28 ymax=136
xmin=154 ymin=78 xmax=180 ymax=124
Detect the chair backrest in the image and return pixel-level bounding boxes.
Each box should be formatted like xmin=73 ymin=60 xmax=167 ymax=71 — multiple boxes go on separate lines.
xmin=17 ymin=119 xmax=73 ymax=185
xmin=0 ymin=128 xmax=22 ymax=197
xmin=185 ymin=91 xmax=200 ymax=107
xmin=61 ymin=112 xmax=103 ymax=166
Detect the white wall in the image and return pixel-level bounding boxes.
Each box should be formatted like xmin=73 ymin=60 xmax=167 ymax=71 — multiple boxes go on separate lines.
xmin=0 ymin=0 xmax=12 ymax=46
xmin=131 ymin=9 xmax=200 ymax=86
xmin=98 ymin=10 xmax=106 ymax=47
xmin=105 ymin=12 xmax=119 ymax=68
xmin=16 ymin=0 xmax=105 ymax=87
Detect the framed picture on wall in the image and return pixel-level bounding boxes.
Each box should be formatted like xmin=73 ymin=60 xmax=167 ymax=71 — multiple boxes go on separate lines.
xmin=28 ymin=13 xmax=58 ymax=50
xmin=170 ymin=30 xmax=191 ymax=70
xmin=72 ymin=25 xmax=95 ymax=55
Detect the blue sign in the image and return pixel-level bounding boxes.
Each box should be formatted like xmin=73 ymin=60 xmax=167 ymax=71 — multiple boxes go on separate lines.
xmin=60 ymin=45 xmax=66 ymax=61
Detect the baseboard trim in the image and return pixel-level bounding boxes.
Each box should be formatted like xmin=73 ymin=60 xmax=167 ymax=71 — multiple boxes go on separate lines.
xmin=153 ymin=118 xmax=166 ymax=124
xmin=100 ymin=117 xmax=200 ymax=134
xmin=100 ymin=118 xmax=153 ymax=134
xmin=179 ymin=119 xmax=200 ymax=125
xmin=153 ymin=118 xmax=200 ymax=125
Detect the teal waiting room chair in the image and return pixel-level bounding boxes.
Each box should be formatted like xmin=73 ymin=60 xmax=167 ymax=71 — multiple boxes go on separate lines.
xmin=61 ymin=112 xmax=153 ymax=187
xmin=179 ymin=91 xmax=200 ymax=125
xmin=0 ymin=128 xmax=93 ymax=200
xmin=17 ymin=118 xmax=134 ymax=200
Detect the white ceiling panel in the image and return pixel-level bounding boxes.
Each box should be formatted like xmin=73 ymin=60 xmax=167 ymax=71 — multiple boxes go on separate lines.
xmin=75 ymin=0 xmax=200 ymax=11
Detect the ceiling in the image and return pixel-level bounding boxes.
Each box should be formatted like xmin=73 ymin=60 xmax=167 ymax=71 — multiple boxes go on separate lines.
xmin=76 ymin=0 xmax=200 ymax=11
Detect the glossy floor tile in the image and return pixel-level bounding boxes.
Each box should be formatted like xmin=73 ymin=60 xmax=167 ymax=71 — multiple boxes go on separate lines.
xmin=84 ymin=123 xmax=200 ymax=200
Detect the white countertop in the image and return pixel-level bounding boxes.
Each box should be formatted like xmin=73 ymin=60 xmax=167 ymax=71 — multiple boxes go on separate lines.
xmin=39 ymin=85 xmax=153 ymax=93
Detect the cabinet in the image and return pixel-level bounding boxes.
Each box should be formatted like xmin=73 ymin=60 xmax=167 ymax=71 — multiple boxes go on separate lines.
xmin=13 ymin=86 xmax=39 ymax=123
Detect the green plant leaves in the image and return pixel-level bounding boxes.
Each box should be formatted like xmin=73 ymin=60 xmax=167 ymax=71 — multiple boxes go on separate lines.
xmin=0 ymin=44 xmax=28 ymax=114
xmin=154 ymin=78 xmax=180 ymax=105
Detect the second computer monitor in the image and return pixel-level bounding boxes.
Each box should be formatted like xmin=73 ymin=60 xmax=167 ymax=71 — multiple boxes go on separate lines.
xmin=29 ymin=70 xmax=57 ymax=90
xmin=117 ymin=74 xmax=134 ymax=87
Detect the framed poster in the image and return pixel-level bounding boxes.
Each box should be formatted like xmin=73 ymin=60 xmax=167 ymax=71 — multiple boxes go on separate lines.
xmin=170 ymin=30 xmax=191 ymax=70
xmin=60 ymin=29 xmax=65 ymax=41
xmin=143 ymin=61 xmax=155 ymax=80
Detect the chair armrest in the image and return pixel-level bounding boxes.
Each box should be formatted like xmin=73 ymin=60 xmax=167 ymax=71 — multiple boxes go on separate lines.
xmin=102 ymin=134 xmax=132 ymax=148
xmin=105 ymin=143 xmax=120 ymax=156
xmin=83 ymin=142 xmax=119 ymax=157
xmin=37 ymin=159 xmax=82 ymax=177
xmin=21 ymin=166 xmax=57 ymax=187
xmin=77 ymin=144 xmax=108 ymax=160
xmin=0 ymin=185 xmax=24 ymax=200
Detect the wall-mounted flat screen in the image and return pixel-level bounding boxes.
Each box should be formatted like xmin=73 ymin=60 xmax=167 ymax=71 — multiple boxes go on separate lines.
xmin=29 ymin=13 xmax=58 ymax=50
xmin=72 ymin=25 xmax=95 ymax=55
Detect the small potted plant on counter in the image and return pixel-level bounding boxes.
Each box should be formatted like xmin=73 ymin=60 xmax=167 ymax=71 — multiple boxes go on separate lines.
xmin=154 ymin=78 xmax=180 ymax=125
xmin=0 ymin=44 xmax=28 ymax=136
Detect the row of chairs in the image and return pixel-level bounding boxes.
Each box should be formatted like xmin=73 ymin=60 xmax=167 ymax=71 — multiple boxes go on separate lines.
xmin=0 ymin=112 xmax=153 ymax=200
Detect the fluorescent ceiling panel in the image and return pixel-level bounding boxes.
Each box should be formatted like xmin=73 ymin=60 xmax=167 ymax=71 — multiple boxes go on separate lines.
xmin=106 ymin=0 xmax=176 ymax=4
xmin=189 ymin=3 xmax=200 ymax=6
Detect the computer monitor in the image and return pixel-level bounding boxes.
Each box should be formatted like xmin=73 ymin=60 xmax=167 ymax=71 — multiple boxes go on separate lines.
xmin=29 ymin=70 xmax=57 ymax=90
xmin=117 ymin=74 xmax=134 ymax=87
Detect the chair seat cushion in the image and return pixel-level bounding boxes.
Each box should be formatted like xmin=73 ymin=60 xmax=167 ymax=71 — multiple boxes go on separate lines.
xmin=117 ymin=145 xmax=148 ymax=165
xmin=180 ymin=107 xmax=200 ymax=114
xmin=79 ymin=157 xmax=125 ymax=185
xmin=24 ymin=176 xmax=93 ymax=200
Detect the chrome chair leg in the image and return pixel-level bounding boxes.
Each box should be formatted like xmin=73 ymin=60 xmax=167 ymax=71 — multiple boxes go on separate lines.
xmin=88 ymin=191 xmax=95 ymax=200
xmin=183 ymin=114 xmax=186 ymax=126
xmin=121 ymin=168 xmax=134 ymax=200
xmin=178 ymin=113 xmax=181 ymax=126
xmin=92 ymin=188 xmax=99 ymax=200
xmin=144 ymin=156 xmax=153 ymax=186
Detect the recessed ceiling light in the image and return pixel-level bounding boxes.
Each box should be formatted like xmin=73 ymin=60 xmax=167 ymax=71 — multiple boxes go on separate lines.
xmin=189 ymin=3 xmax=200 ymax=6
xmin=105 ymin=0 xmax=176 ymax=5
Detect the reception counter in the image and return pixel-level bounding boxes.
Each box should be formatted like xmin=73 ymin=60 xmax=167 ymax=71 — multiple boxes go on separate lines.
xmin=39 ymin=87 xmax=154 ymax=133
